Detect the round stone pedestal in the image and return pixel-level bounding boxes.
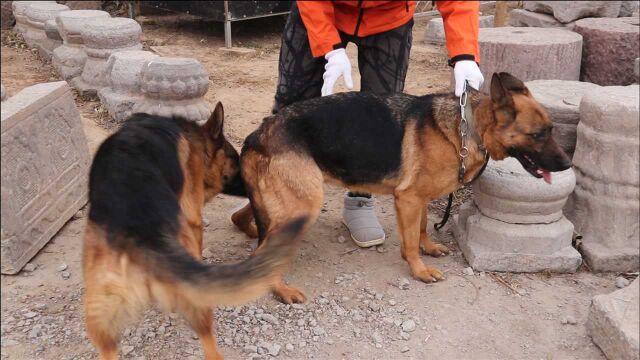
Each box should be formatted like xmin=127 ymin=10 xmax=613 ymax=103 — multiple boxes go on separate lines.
xmin=566 ymin=85 xmax=639 ymax=272
xmin=38 ymin=19 xmax=62 ymax=60
xmin=474 ymin=27 xmax=583 ymax=93
xmin=23 ymin=2 xmax=69 ymax=49
xmin=573 ymin=17 xmax=640 ymax=86
xmin=98 ymin=50 xmax=159 ymax=122
xmin=525 ymin=80 xmax=602 ymax=158
xmin=453 ymin=158 xmax=581 ymax=273
xmin=52 ymin=10 xmax=110 ymax=81
xmin=133 ymin=57 xmax=211 ymax=123
xmin=71 ymin=17 xmax=142 ymax=95
xmin=12 ymin=1 xmax=52 ymax=34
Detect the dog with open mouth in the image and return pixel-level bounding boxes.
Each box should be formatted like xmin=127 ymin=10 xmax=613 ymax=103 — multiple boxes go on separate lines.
xmin=231 ymin=72 xmax=572 ymax=303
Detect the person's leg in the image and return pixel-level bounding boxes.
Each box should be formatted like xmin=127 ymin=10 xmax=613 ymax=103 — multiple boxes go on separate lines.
xmin=342 ymin=19 xmax=414 ymax=248
xmin=272 ymin=2 xmax=328 ymax=113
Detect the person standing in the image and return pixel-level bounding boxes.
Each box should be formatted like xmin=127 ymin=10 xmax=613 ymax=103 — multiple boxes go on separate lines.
xmin=272 ymin=0 xmax=484 ymax=248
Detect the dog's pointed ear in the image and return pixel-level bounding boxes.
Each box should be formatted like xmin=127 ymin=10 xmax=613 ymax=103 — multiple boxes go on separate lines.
xmin=490 ymin=72 xmax=513 ymax=108
xmin=205 ymin=102 xmax=224 ymax=140
xmin=497 ymin=72 xmax=529 ymax=94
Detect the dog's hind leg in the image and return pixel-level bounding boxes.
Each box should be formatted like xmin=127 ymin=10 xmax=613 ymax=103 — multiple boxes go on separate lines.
xmin=231 ymin=202 xmax=259 ymax=238
xmin=181 ymin=306 xmax=223 ymax=360
xmin=419 ymin=204 xmax=450 ymax=257
xmin=394 ymin=191 xmax=445 ymax=283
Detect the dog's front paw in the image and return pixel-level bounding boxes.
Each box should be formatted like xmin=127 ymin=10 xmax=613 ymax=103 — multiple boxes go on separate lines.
xmin=273 ymin=284 xmax=307 ymax=304
xmin=421 ymin=242 xmax=450 ymax=257
xmin=412 ymin=265 xmax=445 ymax=283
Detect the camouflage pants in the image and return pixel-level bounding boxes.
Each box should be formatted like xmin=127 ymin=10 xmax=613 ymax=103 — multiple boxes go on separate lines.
xmin=272 ymin=2 xmax=414 ymax=113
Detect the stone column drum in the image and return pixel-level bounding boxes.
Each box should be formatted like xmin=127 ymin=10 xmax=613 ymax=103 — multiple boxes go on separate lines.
xmin=424 ymin=15 xmax=494 ymax=45
xmin=12 ymin=1 xmax=51 ymax=34
xmin=22 ymin=2 xmax=69 ymax=49
xmin=573 ymin=17 xmax=640 ymax=86
xmin=453 ymin=158 xmax=582 ymax=273
xmin=565 ymin=85 xmax=640 ymax=272
xmin=71 ymin=17 xmax=142 ymax=95
xmin=473 ymin=27 xmax=583 ymax=93
xmin=52 ymin=10 xmax=110 ymax=81
xmin=133 ymin=57 xmax=211 ymax=123
xmin=525 ymin=80 xmax=601 ymax=159
xmin=98 ymin=50 xmax=159 ymax=122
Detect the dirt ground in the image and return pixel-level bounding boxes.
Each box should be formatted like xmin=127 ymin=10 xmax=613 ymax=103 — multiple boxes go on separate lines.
xmin=0 ymin=11 xmax=625 ymax=360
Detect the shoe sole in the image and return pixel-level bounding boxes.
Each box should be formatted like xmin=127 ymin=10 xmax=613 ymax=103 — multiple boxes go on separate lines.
xmin=342 ymin=221 xmax=385 ymax=248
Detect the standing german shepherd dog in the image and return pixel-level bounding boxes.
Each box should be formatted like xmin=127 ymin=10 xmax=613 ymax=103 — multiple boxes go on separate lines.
xmin=83 ymin=103 xmax=305 ymax=360
xmin=231 ymin=73 xmax=572 ymax=303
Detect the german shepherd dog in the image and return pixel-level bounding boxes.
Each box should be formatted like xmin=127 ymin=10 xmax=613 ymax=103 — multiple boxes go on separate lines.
xmin=83 ymin=103 xmax=305 ymax=360
xmin=231 ymin=73 xmax=572 ymax=303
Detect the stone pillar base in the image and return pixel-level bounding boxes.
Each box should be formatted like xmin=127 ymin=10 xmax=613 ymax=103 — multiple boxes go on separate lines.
xmin=97 ymin=89 xmax=141 ymax=123
xmin=453 ymin=204 xmax=582 ymax=273
xmin=581 ymin=242 xmax=640 ymax=273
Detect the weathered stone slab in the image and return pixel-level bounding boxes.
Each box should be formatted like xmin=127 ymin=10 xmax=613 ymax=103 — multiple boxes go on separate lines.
xmin=133 ymin=57 xmax=211 ymax=123
xmin=508 ymin=9 xmax=576 ymax=29
xmin=453 ymin=158 xmax=581 ymax=273
xmin=52 ymin=10 xmax=110 ymax=81
xmin=1 ymin=0 xmax=14 ymax=30
xmin=424 ymin=15 xmax=494 ymax=45
xmin=525 ymin=80 xmax=602 ymax=158
xmin=574 ymin=17 xmax=640 ymax=86
xmin=0 ymin=81 xmax=90 ymax=274
xmin=12 ymin=1 xmax=49 ymax=34
xmin=72 ymin=17 xmax=142 ymax=95
xmin=566 ymin=85 xmax=640 ymax=272
xmin=524 ymin=1 xmax=622 ymax=24
xmin=23 ymin=2 xmax=69 ymax=49
xmin=98 ymin=50 xmax=159 ymax=122
xmin=475 ymin=27 xmax=582 ymax=93
xmin=587 ymin=278 xmax=639 ymax=360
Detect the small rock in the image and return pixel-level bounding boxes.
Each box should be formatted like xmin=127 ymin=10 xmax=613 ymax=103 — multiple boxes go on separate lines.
xmin=285 ymin=343 xmax=294 ymax=351
xmin=371 ymin=332 xmax=383 ymax=344
xmin=312 ymin=326 xmax=326 ymax=336
xmin=337 ymin=236 xmax=346 ymax=244
xmin=400 ymin=331 xmax=411 ymax=341
xmin=368 ymin=303 xmax=380 ymax=312
xmin=401 ymin=346 xmax=410 ymax=353
xmin=388 ymin=299 xmax=397 ymax=306
xmin=61 ymin=271 xmax=70 ymax=280
xmin=268 ymin=343 xmax=281 ymax=356
xmin=516 ymin=288 xmax=527 ymax=296
xmin=244 ymin=345 xmax=258 ymax=354
xmin=615 ymin=276 xmax=630 ymax=289
xmin=402 ymin=320 xmax=416 ymax=333
xmin=1 ymin=339 xmax=19 ymax=347
xmin=29 ymin=325 xmax=43 ymax=338
xmin=376 ymin=246 xmax=387 ymax=253
xmin=202 ymin=218 xmax=211 ymax=228
xmin=122 ymin=345 xmax=134 ymax=355
xmin=462 ymin=267 xmax=474 ymax=276
xmin=257 ymin=313 xmax=279 ymax=325
xmin=23 ymin=312 xmax=37 ymax=319
xmin=398 ymin=278 xmax=410 ymax=290
xmin=57 ymin=263 xmax=68 ymax=272
xmin=23 ymin=263 xmax=37 ymax=273
xmin=561 ymin=315 xmax=578 ymax=325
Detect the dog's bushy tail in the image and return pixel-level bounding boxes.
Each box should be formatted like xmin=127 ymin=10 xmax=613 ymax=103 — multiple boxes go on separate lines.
xmin=134 ymin=217 xmax=307 ymax=307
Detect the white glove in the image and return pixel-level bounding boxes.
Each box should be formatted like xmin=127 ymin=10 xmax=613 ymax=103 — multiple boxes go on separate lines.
xmin=321 ymin=48 xmax=353 ymax=96
xmin=454 ymin=60 xmax=484 ymax=96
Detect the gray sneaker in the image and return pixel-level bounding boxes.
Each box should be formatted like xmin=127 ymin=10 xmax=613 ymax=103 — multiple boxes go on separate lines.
xmin=342 ymin=194 xmax=385 ymax=248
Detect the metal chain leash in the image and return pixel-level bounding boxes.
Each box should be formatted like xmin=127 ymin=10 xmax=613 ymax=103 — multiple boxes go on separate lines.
xmin=458 ymin=81 xmax=470 ymax=186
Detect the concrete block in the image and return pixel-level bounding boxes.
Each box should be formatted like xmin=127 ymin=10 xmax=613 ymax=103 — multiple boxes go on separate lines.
xmin=453 ymin=205 xmax=582 ymax=273
xmin=98 ymin=50 xmax=159 ymax=122
xmin=424 ymin=15 xmax=494 ymax=45
xmin=587 ymin=278 xmax=639 ymax=360
xmin=524 ymin=1 xmax=622 ymax=24
xmin=619 ymin=0 xmax=640 ymax=16
xmin=566 ymin=85 xmax=640 ymax=272
xmin=12 ymin=1 xmax=50 ymax=34
xmin=71 ymin=17 xmax=142 ymax=96
xmin=0 ymin=81 xmax=90 ymax=274
xmin=1 ymin=0 xmax=14 ymax=30
xmin=525 ymin=80 xmax=602 ymax=158
xmin=133 ymin=57 xmax=211 ymax=123
xmin=508 ymin=9 xmax=576 ymax=29
xmin=52 ymin=10 xmax=110 ymax=81
xmin=475 ymin=27 xmax=582 ymax=93
xmin=22 ymin=2 xmax=69 ymax=49
xmin=474 ymin=158 xmax=576 ymax=224
xmin=574 ymin=17 xmax=640 ymax=86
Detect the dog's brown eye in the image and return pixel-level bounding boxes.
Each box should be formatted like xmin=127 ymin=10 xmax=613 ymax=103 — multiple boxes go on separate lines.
xmin=530 ymin=130 xmax=547 ymax=141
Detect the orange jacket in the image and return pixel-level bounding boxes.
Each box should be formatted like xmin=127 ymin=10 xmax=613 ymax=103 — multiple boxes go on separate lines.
xmin=297 ymin=1 xmax=481 ymax=64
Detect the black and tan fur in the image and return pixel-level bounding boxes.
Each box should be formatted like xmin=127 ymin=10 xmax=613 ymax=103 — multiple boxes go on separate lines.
xmin=232 ymin=73 xmax=572 ymax=303
xmin=83 ymin=103 xmax=305 ymax=360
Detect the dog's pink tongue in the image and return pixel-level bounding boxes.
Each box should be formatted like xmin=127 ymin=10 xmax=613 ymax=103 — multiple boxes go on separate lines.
xmin=542 ymin=170 xmax=552 ymax=184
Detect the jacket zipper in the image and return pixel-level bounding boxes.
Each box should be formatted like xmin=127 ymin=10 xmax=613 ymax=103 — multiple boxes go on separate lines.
xmin=354 ymin=0 xmax=364 ymax=37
